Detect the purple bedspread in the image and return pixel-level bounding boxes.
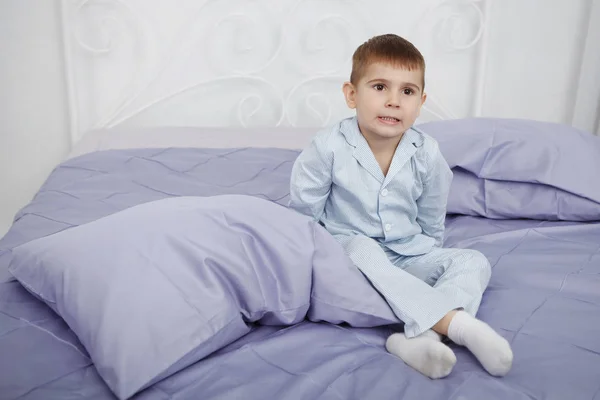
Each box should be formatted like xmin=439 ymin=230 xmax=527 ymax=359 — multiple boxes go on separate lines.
xmin=1 ymin=146 xmax=599 ymax=400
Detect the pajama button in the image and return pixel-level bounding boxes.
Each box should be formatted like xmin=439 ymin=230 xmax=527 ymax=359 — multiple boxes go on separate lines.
xmin=385 ymin=224 xmax=392 ymax=232
xmin=381 ymin=188 xmax=388 ymax=196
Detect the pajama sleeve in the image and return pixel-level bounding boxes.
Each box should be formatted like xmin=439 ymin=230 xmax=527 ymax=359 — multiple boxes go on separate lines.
xmin=288 ymin=135 xmax=334 ymax=222
xmin=416 ymin=142 xmax=453 ymax=247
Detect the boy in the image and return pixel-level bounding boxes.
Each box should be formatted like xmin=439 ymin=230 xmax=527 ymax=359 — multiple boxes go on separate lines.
xmin=289 ymin=34 xmax=513 ymax=379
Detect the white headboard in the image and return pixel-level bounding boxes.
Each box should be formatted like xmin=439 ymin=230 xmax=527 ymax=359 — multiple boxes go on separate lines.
xmin=59 ymin=0 xmax=600 ymax=145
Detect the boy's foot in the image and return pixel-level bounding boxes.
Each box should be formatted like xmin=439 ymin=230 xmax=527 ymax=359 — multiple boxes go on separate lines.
xmin=386 ymin=330 xmax=456 ymax=379
xmin=447 ymin=310 xmax=513 ymax=376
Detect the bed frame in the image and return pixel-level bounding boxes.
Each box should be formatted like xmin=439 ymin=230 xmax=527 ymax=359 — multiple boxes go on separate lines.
xmin=58 ymin=0 xmax=600 ymax=146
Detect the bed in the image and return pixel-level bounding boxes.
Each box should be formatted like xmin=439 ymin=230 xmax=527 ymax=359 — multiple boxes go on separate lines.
xmin=1 ymin=117 xmax=600 ymax=400
xmin=2 ymin=0 xmax=600 ymax=398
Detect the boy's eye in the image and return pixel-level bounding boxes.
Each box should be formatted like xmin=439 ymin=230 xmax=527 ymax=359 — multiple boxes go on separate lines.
xmin=403 ymin=88 xmax=414 ymax=95
xmin=373 ymin=84 xmax=385 ymax=91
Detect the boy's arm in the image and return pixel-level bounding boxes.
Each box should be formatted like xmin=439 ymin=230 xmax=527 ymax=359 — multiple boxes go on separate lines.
xmin=289 ymin=136 xmax=333 ymax=221
xmin=416 ymin=143 xmax=453 ymax=247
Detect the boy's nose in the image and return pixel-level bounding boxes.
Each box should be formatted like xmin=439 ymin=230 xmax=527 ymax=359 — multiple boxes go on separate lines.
xmin=386 ymin=94 xmax=401 ymax=108
xmin=386 ymin=98 xmax=400 ymax=108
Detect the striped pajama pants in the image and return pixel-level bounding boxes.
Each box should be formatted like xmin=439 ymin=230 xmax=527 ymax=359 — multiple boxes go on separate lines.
xmin=335 ymin=234 xmax=492 ymax=338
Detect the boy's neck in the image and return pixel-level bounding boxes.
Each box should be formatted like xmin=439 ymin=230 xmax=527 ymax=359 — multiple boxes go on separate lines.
xmin=364 ymin=133 xmax=403 ymax=155
xmin=362 ymin=132 xmax=404 ymax=176
xmin=359 ymin=123 xmax=405 ymax=154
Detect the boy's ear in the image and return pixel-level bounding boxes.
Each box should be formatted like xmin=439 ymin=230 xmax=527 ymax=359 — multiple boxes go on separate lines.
xmin=417 ymin=92 xmax=427 ymax=117
xmin=342 ymin=81 xmax=357 ymax=109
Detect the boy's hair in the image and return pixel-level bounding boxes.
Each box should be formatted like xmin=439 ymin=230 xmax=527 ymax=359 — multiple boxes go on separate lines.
xmin=350 ymin=34 xmax=426 ymax=90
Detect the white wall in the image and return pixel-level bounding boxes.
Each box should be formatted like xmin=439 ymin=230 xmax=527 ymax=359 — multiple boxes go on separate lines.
xmin=0 ymin=1 xmax=69 ymax=236
xmin=483 ymin=0 xmax=599 ymax=126
xmin=1 ymin=0 xmax=599 ymax=237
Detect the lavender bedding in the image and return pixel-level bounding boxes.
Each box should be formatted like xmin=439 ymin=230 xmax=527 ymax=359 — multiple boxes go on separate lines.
xmin=1 ymin=118 xmax=599 ymax=400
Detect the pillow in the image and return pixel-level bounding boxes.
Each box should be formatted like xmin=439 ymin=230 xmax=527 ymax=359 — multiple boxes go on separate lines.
xmin=8 ymin=195 xmax=397 ymax=399
xmin=417 ymin=118 xmax=600 ymax=221
xmin=447 ymin=168 xmax=600 ymax=221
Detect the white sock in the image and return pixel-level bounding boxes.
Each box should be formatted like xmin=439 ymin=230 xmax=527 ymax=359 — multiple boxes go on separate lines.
xmin=386 ymin=330 xmax=457 ymax=379
xmin=447 ymin=310 xmax=513 ymax=376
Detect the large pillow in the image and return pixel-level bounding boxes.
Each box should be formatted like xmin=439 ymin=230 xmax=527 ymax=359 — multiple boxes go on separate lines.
xmin=417 ymin=118 xmax=600 ymax=221
xmin=8 ymin=195 xmax=398 ymax=399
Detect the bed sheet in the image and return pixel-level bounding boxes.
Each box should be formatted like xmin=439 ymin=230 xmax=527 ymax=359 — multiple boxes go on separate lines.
xmin=1 ymin=147 xmax=599 ymax=400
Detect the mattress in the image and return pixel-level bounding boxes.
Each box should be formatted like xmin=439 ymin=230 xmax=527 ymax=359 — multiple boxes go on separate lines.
xmin=67 ymin=126 xmax=318 ymax=159
xmin=1 ymin=119 xmax=600 ymax=400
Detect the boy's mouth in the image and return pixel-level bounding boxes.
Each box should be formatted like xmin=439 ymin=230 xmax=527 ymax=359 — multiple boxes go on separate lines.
xmin=378 ymin=116 xmax=400 ymax=124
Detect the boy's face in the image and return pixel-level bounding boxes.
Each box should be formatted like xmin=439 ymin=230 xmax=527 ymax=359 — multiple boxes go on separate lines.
xmin=343 ymin=62 xmax=426 ymax=144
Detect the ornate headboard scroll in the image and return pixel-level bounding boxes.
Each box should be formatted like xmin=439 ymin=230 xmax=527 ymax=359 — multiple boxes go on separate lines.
xmin=60 ymin=0 xmax=494 ymax=144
